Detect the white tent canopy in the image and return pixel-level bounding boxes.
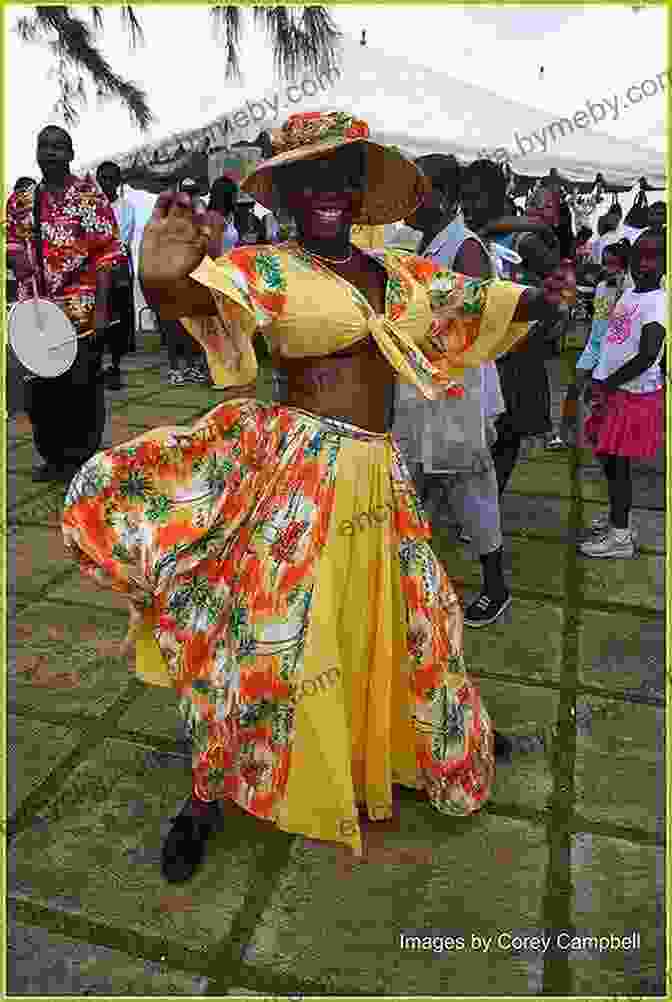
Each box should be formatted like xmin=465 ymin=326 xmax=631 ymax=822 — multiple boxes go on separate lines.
xmin=78 ymin=38 xmax=666 ymax=189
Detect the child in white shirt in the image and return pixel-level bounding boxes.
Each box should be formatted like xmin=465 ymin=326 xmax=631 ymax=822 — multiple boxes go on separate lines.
xmin=580 ymin=230 xmax=666 ymax=558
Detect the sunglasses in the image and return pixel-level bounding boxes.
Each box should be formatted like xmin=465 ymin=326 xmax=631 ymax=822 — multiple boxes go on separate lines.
xmin=279 ymin=152 xmax=364 ymax=195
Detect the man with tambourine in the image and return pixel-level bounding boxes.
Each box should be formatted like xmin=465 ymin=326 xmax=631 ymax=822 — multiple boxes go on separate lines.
xmin=6 ymin=126 xmax=126 ymax=482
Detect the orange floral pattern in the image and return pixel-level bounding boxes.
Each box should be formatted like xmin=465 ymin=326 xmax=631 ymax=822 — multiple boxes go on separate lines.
xmin=63 ymin=401 xmax=495 ymax=827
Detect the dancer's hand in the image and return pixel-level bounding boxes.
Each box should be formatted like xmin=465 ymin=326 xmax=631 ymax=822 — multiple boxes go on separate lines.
xmin=140 ymin=190 xmax=224 ymax=319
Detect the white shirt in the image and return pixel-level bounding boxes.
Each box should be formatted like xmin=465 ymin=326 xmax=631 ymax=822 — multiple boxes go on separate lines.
xmin=593 ymin=287 xmax=666 ymax=393
xmin=622 ymin=224 xmax=646 ymax=244
xmin=112 ymin=193 xmax=136 ymax=249
xmin=591 ymin=227 xmax=624 ymax=265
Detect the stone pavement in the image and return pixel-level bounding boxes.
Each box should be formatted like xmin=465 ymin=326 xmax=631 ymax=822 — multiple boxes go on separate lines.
xmin=6 ymin=338 xmax=667 ymax=996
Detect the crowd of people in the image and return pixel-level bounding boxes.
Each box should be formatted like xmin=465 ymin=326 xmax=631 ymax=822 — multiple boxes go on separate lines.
xmin=6 ymin=111 xmax=666 ymax=883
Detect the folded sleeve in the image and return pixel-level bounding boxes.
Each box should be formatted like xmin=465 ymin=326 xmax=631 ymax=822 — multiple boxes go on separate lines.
xmin=400 ymin=254 xmax=530 ymax=393
xmin=181 ymin=245 xmax=286 ymax=389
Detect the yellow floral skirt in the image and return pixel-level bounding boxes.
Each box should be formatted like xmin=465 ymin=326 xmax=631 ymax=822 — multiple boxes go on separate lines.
xmin=62 ymin=399 xmax=495 ymax=856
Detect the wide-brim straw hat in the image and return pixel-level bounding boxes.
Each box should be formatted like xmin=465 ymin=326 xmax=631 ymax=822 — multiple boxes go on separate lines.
xmin=241 ymin=111 xmax=430 ymax=226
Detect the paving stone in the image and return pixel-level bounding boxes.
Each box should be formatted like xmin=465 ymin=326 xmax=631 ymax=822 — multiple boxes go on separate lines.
xmin=9 ymin=479 xmax=70 ymax=528
xmin=499 ymin=494 xmax=573 ymax=541
xmin=477 ymin=679 xmax=558 ymax=813
xmin=506 ymin=460 xmax=574 ymax=499
xmin=123 ymin=403 xmax=207 ymax=429
xmin=10 ymin=525 xmax=76 ymax=597
xmin=7 ymin=440 xmax=37 ymax=474
xmin=580 ymin=550 xmax=664 ymax=613
xmin=573 ymin=700 xmax=664 ymax=837
xmin=47 ymin=573 xmax=135 ymax=612
xmin=244 ymin=813 xmax=549 ymax=996
xmin=7 ymin=921 xmax=209 ymax=995
xmin=8 ymin=714 xmax=81 ymax=816
xmin=577 ymin=610 xmax=665 ymax=698
xmin=7 ymin=474 xmax=60 ymax=516
xmin=9 ymin=602 xmax=133 ymax=717
xmin=8 ymin=738 xmax=267 ymax=951
xmin=100 ymin=412 xmax=146 ymax=449
xmin=434 ymin=535 xmax=568 ymax=601
xmin=463 ymin=598 xmax=564 ymax=684
xmin=118 ymin=684 xmax=186 ymax=745
xmin=143 ymin=386 xmax=228 ymax=411
xmin=568 ymin=835 xmax=665 ymax=995
xmin=579 ymin=463 xmax=665 ymax=509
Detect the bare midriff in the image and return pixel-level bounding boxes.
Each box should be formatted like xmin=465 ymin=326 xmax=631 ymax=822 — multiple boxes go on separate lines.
xmin=279 ymin=335 xmax=398 ymax=432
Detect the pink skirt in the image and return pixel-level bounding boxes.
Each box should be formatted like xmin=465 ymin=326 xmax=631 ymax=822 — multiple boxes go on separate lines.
xmin=584 ymin=385 xmax=665 ymax=459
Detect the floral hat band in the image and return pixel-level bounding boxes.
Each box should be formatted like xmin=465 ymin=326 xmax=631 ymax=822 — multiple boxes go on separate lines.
xmin=269 ymin=111 xmax=370 ymax=154
xmin=241 ymin=109 xmax=429 ymax=226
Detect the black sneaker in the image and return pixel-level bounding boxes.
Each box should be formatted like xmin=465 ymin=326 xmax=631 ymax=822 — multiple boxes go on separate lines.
xmin=464 ymin=592 xmax=512 ymax=628
xmin=161 ymin=799 xmax=222 ymax=884
xmin=493 ymin=730 xmax=514 ymax=762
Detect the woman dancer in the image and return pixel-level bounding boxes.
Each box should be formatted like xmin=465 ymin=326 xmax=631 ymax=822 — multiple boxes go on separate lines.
xmin=579 ymin=229 xmax=665 ymax=558
xmin=62 ymin=112 xmax=568 ymax=883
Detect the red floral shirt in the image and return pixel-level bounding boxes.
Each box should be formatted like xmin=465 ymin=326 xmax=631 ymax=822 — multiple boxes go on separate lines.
xmin=5 ymin=174 xmax=126 ymax=332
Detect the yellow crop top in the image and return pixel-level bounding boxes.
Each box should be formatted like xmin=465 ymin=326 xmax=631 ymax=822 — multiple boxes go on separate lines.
xmin=181 ymin=242 xmax=530 ymax=400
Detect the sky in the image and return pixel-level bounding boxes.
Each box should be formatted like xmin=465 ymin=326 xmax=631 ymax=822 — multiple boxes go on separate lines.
xmin=4 ymin=3 xmax=667 ymax=188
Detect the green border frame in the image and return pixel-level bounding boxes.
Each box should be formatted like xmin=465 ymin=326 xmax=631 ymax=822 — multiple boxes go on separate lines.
xmin=1 ymin=3 xmax=670 ymax=1001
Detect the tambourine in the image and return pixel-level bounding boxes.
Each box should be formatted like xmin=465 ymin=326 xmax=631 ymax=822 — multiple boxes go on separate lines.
xmin=7 ymin=246 xmax=106 ymax=379
xmin=7 ymin=297 xmax=94 ymax=379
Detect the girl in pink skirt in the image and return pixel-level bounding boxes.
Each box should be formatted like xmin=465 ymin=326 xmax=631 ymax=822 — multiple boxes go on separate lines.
xmin=580 ymin=229 xmax=666 ymax=559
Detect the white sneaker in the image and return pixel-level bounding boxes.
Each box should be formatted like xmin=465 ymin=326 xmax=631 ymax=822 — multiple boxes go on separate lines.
xmin=168 ymin=369 xmax=185 ymax=385
xmin=586 ymin=513 xmax=638 ymax=545
xmin=579 ymin=527 xmax=635 ymax=558
xmin=184 ymin=366 xmax=209 ymax=384
xmin=546 ymin=434 xmax=567 ymax=450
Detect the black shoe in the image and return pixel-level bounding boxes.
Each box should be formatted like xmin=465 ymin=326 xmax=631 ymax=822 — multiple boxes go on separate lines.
xmin=161 ymin=799 xmax=222 ymax=884
xmin=464 ymin=592 xmax=512 ymax=628
xmin=103 ymin=367 xmax=123 ymax=390
xmin=493 ymin=730 xmax=514 ymax=763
